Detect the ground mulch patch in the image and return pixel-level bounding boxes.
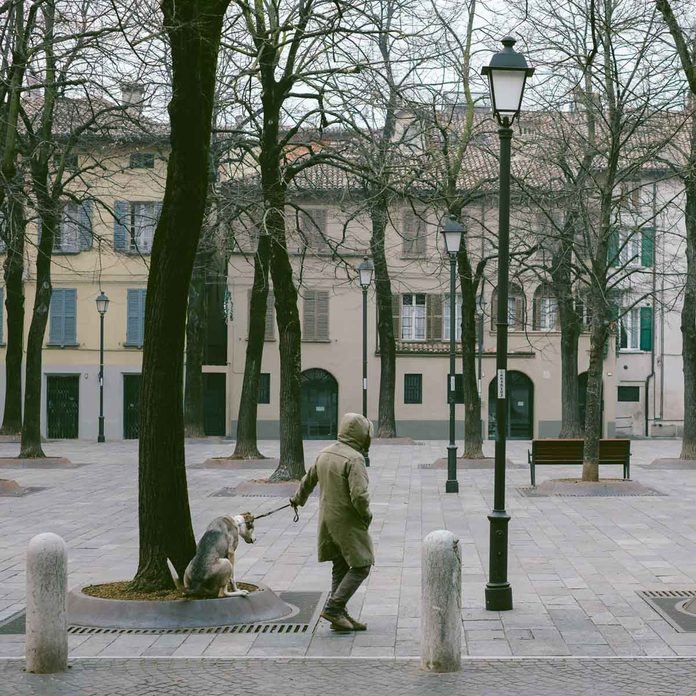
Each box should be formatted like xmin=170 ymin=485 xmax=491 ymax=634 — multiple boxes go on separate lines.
xmin=192 ymin=457 xmax=279 ymax=470
xmin=0 ymin=457 xmax=78 ymax=468
xmin=82 ymin=581 xmax=258 ymax=601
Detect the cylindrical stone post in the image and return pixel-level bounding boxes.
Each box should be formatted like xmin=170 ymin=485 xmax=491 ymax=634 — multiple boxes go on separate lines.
xmin=421 ymin=529 xmax=461 ymax=673
xmin=25 ymin=533 xmax=68 ymax=673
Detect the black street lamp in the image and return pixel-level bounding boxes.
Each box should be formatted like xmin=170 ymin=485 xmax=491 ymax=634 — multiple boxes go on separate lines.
xmin=481 ymin=36 xmax=534 ymax=612
xmin=358 ymin=256 xmax=374 ymax=467
xmin=96 ymin=291 xmax=109 ymax=443
xmin=441 ymin=215 xmax=464 ymax=494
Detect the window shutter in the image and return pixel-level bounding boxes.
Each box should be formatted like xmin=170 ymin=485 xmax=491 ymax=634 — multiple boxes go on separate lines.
xmin=639 ymin=306 xmax=653 ymax=351
xmin=114 ymin=200 xmax=129 ymax=251
xmin=641 ymin=227 xmax=654 ymax=267
xmin=415 ymin=216 xmax=426 ymax=256
xmin=428 ymin=294 xmax=442 ymax=341
xmin=49 ymin=290 xmax=64 ymax=344
xmin=63 ymin=289 xmax=77 ymax=344
xmin=607 ymin=229 xmax=619 ymax=266
xmin=303 ymin=291 xmax=316 ymax=339
xmin=515 ymin=295 xmax=524 ymax=330
xmin=391 ymin=294 xmax=401 ymax=340
xmin=265 ymin=291 xmax=275 ymax=340
xmin=127 ymin=289 xmax=145 ymax=346
xmin=316 ymin=290 xmax=329 ymax=339
xmin=154 ymin=201 xmax=163 ymax=227
xmin=402 ymin=210 xmax=415 ymax=256
xmin=0 ymin=287 xmax=3 ymax=343
xmin=79 ymin=200 xmax=93 ymax=251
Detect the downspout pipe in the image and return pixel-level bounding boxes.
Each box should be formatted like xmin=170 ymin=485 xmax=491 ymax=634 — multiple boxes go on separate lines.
xmin=645 ymin=181 xmax=657 ymax=437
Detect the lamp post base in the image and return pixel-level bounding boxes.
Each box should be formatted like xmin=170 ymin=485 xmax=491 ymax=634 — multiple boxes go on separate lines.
xmin=445 ymin=444 xmax=459 ymax=493
xmin=97 ymin=416 xmax=105 ymax=444
xmin=485 ymin=582 xmax=512 ymax=611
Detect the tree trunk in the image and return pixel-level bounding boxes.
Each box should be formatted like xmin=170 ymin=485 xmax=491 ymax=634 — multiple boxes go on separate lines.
xmin=20 ymin=206 xmax=56 ymax=458
xmin=1 ymin=199 xmax=25 ymax=434
xmin=266 ymin=196 xmax=305 ymax=481
xmin=370 ymin=204 xmax=397 ymax=438
xmin=232 ymin=233 xmax=270 ymax=459
xmin=558 ymin=324 xmax=582 ymax=438
xmin=680 ymin=156 xmax=696 ymax=459
xmin=582 ymin=321 xmax=608 ymax=481
xmin=458 ymin=250 xmax=484 ymax=458
xmin=184 ymin=263 xmax=207 ymax=437
xmin=132 ymin=0 xmax=229 ymax=591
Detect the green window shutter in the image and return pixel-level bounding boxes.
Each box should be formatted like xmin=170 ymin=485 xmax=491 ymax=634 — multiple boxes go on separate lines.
xmin=608 ymin=229 xmax=619 ymax=266
xmin=427 ymin=294 xmax=443 ymax=340
xmin=127 ymin=289 xmax=146 ymax=347
xmin=316 ymin=290 xmax=329 ymax=339
xmin=391 ymin=294 xmax=401 ymax=340
xmin=641 ymin=227 xmax=654 ymax=267
xmin=265 ymin=291 xmax=275 ymax=341
xmin=79 ymin=200 xmax=93 ymax=251
xmin=49 ymin=289 xmax=65 ymax=344
xmin=303 ymin=291 xmax=316 ymax=339
xmin=63 ymin=289 xmax=77 ymax=344
xmin=640 ymin=306 xmax=653 ymax=351
xmin=114 ymin=200 xmax=129 ymax=251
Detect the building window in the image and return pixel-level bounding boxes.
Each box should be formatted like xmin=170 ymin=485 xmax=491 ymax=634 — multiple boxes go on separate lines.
xmin=491 ymin=285 xmax=525 ymax=331
xmin=402 ymin=209 xmax=426 ymax=257
xmin=303 ymin=289 xmax=330 ymax=341
xmin=609 ymin=228 xmax=654 ymax=268
xmin=126 ymin=289 xmax=146 ymax=347
xmin=619 ymin=306 xmax=652 ymax=351
xmin=443 ymin=294 xmax=462 ymax=340
xmin=401 ymin=293 xmax=426 ymax=341
xmin=298 ymin=208 xmax=329 ymax=253
xmin=617 ymin=385 xmax=640 ymax=402
xmin=404 ymin=373 xmax=422 ymax=404
xmin=48 ymin=288 xmax=78 ymax=346
xmin=113 ymin=200 xmax=162 ymax=254
xmin=258 ymin=373 xmax=271 ymax=404
xmin=48 ymin=202 xmax=92 ymax=253
xmin=533 ymin=284 xmax=557 ymax=330
xmin=129 ymin=152 xmax=155 ymax=169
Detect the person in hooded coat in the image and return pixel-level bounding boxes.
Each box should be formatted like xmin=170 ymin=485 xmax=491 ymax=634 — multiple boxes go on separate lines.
xmin=290 ymin=412 xmax=374 ymax=632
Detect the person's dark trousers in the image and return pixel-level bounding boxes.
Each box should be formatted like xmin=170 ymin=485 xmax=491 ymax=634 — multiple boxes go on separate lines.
xmin=325 ymin=555 xmax=370 ymax=613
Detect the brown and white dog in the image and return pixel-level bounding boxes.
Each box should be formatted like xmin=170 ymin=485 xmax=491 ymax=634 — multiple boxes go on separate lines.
xmin=181 ymin=514 xmax=255 ymax=598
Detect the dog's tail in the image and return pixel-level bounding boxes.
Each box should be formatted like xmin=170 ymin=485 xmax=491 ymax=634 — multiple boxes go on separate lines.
xmin=166 ymin=559 xmax=184 ymax=592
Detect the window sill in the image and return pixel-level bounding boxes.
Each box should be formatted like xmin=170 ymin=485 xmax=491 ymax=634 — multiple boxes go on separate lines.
xmin=302 ymin=338 xmax=331 ymax=343
xmin=123 ymin=343 xmax=144 ymax=349
xmin=618 ymin=349 xmax=648 ymax=353
xmin=52 ymin=249 xmax=82 ymax=255
xmin=118 ymin=250 xmax=152 ymax=256
xmin=46 ymin=343 xmax=79 ymax=349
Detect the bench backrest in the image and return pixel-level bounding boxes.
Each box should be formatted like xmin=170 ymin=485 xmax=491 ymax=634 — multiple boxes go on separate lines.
xmin=532 ymin=439 xmax=630 ymax=464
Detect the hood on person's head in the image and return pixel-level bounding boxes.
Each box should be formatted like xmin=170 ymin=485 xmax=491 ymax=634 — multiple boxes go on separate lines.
xmin=337 ymin=412 xmax=373 ymax=454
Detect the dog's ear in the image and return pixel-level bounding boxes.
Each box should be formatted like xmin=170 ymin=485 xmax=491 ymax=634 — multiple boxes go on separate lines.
xmin=243 ymin=512 xmax=255 ymax=523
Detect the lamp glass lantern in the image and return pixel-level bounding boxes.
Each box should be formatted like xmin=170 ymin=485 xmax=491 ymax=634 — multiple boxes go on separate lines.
xmin=441 ymin=215 xmax=464 ymax=256
xmin=96 ymin=291 xmax=110 ymax=316
xmin=481 ymin=37 xmax=535 ymax=125
xmin=358 ymin=257 xmax=374 ymax=289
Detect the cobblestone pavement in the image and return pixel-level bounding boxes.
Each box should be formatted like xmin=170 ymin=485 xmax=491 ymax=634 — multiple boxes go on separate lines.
xmin=2 ymin=438 xmax=696 ymax=659
xmin=2 ymin=657 xmax=696 ymax=696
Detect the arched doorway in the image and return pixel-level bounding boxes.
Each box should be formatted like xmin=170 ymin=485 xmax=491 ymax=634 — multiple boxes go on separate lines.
xmin=301 ymin=368 xmax=338 ymax=439
xmin=488 ymin=371 xmax=534 ymax=439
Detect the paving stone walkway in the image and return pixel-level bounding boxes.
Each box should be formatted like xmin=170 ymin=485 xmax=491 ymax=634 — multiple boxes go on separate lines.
xmin=2 ymin=657 xmax=696 ymax=695
xmin=1 ymin=437 xmax=696 ymax=663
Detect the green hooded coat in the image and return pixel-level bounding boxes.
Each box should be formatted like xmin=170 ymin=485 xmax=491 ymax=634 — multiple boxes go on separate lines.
xmin=291 ymin=413 xmax=374 ymax=567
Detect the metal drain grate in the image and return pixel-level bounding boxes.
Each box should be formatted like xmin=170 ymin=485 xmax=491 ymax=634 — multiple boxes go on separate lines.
xmin=67 ymin=622 xmax=310 ymax=636
xmin=0 ymin=591 xmax=325 ymax=637
xmin=638 ymin=590 xmax=696 ymax=632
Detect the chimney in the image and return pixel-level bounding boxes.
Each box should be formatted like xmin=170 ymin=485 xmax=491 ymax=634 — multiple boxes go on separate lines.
xmin=120 ymin=82 xmax=145 ymax=115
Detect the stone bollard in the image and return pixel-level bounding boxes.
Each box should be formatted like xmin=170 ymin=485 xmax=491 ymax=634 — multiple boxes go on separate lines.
xmin=25 ymin=533 xmax=68 ymax=674
xmin=421 ymin=530 xmax=461 ymax=673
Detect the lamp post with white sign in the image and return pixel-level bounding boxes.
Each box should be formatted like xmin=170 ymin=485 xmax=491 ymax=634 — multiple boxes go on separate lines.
xmin=481 ymin=37 xmax=534 ymax=611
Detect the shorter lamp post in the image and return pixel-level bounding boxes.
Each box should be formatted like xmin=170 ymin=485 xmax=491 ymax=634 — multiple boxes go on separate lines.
xmin=358 ymin=256 xmax=374 ymax=467
xmin=441 ymin=215 xmax=464 ymax=494
xmin=96 ymin=291 xmax=109 ymax=443
xmin=481 ymin=36 xmax=534 ymax=611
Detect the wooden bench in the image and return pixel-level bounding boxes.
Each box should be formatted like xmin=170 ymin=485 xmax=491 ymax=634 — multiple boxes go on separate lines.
xmin=527 ymin=439 xmax=631 ymax=486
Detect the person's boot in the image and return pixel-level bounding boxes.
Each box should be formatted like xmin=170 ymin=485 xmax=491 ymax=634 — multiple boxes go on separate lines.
xmin=320 ymin=608 xmax=353 ymax=631
xmin=333 ymin=612 xmax=366 ymax=631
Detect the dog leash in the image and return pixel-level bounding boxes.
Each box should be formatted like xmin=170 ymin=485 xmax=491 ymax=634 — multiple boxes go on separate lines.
xmin=255 ymin=503 xmax=300 ymax=523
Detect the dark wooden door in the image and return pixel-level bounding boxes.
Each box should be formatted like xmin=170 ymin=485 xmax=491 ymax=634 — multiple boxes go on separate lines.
xmin=301 ymin=369 xmax=338 ymax=439
xmin=123 ymin=374 xmax=142 ymax=439
xmin=488 ymin=370 xmax=534 ymax=440
xmin=47 ymin=375 xmax=79 ymax=439
xmin=203 ymin=373 xmax=226 ymax=436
